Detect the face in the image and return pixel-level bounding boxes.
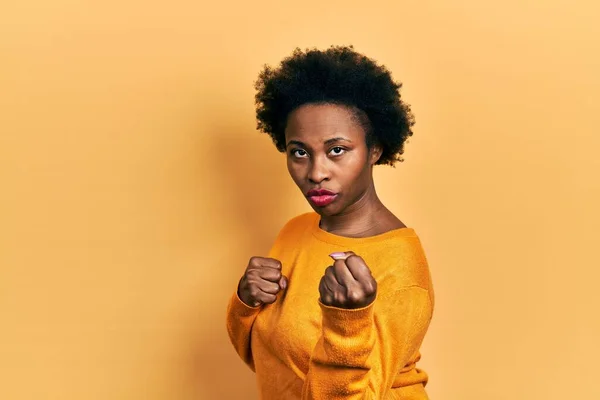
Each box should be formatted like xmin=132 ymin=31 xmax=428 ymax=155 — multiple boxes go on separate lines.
xmin=284 ymin=103 xmax=382 ymax=217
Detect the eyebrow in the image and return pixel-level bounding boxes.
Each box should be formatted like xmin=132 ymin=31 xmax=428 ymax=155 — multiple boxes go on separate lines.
xmin=285 ymin=137 xmax=352 ymax=148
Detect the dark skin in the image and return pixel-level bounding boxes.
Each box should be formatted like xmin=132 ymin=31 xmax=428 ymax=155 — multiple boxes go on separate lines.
xmin=238 ymin=103 xmax=405 ymax=309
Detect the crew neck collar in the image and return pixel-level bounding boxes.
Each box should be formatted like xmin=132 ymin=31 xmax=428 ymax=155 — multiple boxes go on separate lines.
xmin=309 ymin=212 xmax=416 ymax=245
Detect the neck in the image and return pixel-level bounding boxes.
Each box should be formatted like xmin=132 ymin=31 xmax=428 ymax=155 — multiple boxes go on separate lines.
xmin=318 ymin=182 xmax=389 ymax=238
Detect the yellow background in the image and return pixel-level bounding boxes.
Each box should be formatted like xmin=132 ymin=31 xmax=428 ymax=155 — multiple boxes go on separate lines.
xmin=1 ymin=1 xmax=599 ymax=399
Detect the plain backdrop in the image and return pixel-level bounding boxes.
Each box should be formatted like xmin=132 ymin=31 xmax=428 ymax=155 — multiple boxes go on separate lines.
xmin=1 ymin=1 xmax=599 ymax=399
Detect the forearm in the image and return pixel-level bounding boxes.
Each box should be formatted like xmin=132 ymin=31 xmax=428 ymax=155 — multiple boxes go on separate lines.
xmin=225 ymin=288 xmax=262 ymax=371
xmin=302 ymin=301 xmax=377 ymax=399
xmin=301 ymin=287 xmax=433 ymax=400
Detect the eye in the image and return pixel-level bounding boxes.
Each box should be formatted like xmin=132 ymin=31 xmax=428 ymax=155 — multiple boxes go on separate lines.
xmin=291 ymin=149 xmax=308 ymax=158
xmin=329 ymin=146 xmax=346 ymax=156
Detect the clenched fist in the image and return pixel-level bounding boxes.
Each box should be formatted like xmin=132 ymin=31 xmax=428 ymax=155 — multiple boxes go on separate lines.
xmin=238 ymin=256 xmax=288 ymax=308
xmin=319 ymin=252 xmax=377 ymax=309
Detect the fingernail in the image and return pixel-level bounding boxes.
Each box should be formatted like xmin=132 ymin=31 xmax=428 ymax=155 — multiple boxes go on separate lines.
xmin=281 ymin=278 xmax=287 ymax=290
xmin=329 ymin=252 xmax=346 ymax=260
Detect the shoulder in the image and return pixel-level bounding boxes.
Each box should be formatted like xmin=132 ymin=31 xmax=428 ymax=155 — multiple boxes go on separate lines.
xmin=273 ymin=212 xmax=317 ymax=241
xmin=282 ymin=212 xmax=316 ymax=230
xmin=267 ymin=212 xmax=316 ymax=258
xmin=363 ymin=234 xmax=433 ymax=291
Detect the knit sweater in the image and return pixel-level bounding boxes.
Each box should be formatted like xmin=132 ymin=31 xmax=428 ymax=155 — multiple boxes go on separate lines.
xmin=226 ymin=212 xmax=434 ymax=399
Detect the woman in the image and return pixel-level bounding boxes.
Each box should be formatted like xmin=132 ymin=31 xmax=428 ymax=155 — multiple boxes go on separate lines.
xmin=226 ymin=45 xmax=434 ymax=399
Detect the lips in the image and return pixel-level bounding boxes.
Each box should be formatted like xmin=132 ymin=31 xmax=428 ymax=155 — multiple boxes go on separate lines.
xmin=306 ymin=189 xmax=336 ymax=196
xmin=306 ymin=189 xmax=338 ymax=207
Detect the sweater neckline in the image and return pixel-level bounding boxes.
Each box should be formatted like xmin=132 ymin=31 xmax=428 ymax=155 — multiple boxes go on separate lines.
xmin=309 ymin=212 xmax=416 ymax=245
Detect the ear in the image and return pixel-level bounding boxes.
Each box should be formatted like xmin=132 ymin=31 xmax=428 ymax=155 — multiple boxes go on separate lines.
xmin=369 ymin=144 xmax=383 ymax=165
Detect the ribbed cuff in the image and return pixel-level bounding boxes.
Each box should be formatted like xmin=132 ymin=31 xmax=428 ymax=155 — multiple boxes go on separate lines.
xmin=318 ymin=297 xmax=376 ymax=336
xmin=228 ymin=290 xmax=263 ymax=318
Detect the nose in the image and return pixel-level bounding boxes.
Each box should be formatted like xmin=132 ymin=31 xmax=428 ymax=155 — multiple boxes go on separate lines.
xmin=308 ymin=156 xmax=330 ymax=184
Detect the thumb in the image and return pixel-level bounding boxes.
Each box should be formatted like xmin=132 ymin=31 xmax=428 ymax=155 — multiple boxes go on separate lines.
xmin=329 ymin=251 xmax=356 ymax=261
xmin=278 ymin=275 xmax=288 ymax=291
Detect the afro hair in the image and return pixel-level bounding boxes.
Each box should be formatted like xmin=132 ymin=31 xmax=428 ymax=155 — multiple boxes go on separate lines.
xmin=254 ymin=45 xmax=415 ymax=166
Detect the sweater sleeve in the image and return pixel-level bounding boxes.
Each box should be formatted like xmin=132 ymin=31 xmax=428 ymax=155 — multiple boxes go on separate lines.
xmin=301 ymin=285 xmax=433 ymax=399
xmin=224 ymin=216 xmax=297 ymax=371
xmin=225 ymin=287 xmax=262 ymax=371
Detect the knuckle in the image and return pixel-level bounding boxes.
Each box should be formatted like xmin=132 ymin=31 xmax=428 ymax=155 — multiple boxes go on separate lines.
xmin=350 ymin=255 xmax=368 ymax=269
xmin=247 ymin=269 xmax=258 ymax=277
xmin=265 ymin=271 xmax=280 ymax=283
xmin=346 ymin=290 xmax=363 ymax=303
xmin=319 ymin=281 xmax=329 ymax=293
xmin=264 ymin=293 xmax=277 ymax=303
xmin=333 ymin=291 xmax=344 ymax=304
xmin=363 ymin=280 xmax=376 ymax=294
xmin=247 ymin=273 xmax=260 ymax=282
xmin=346 ymin=254 xmax=360 ymax=263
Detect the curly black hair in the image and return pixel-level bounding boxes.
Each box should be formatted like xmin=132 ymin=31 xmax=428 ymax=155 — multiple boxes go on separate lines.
xmin=254 ymin=45 xmax=415 ymax=166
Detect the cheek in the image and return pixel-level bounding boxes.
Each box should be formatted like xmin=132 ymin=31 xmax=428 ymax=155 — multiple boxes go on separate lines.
xmin=336 ymin=156 xmax=369 ymax=183
xmin=286 ymin=159 xmax=303 ymax=185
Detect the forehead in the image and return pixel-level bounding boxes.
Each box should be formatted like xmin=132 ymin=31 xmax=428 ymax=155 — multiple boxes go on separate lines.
xmin=285 ymin=103 xmax=365 ymax=143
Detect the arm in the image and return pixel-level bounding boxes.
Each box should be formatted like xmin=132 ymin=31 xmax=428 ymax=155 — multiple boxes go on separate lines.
xmin=225 ymin=253 xmax=288 ymax=371
xmin=225 ymin=214 xmax=310 ymax=371
xmin=301 ymin=285 xmax=433 ymax=399
xmin=225 ymin=219 xmax=291 ymax=371
xmin=225 ymin=283 xmax=263 ymax=371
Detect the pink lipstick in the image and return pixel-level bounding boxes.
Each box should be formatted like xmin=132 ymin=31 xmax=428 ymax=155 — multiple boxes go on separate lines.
xmin=306 ymin=189 xmax=338 ymax=207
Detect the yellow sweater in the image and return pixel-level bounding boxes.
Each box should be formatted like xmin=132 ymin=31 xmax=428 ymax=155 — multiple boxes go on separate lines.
xmin=226 ymin=212 xmax=434 ymax=399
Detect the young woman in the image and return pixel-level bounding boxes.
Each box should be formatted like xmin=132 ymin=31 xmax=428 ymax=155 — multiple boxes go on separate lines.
xmin=226 ymin=45 xmax=434 ymax=399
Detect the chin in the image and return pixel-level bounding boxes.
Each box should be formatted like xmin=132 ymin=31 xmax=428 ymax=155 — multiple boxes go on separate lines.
xmin=310 ymin=204 xmax=343 ymax=217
